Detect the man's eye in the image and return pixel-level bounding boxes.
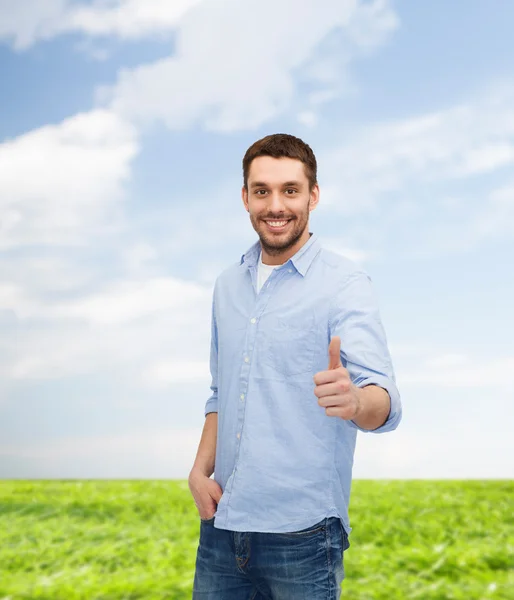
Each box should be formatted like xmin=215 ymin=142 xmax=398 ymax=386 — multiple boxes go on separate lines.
xmin=256 ymin=190 xmax=267 ymax=195
xmin=285 ymin=189 xmax=297 ymax=195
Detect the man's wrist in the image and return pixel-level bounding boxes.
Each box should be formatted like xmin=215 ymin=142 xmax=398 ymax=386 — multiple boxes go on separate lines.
xmin=352 ymin=384 xmax=390 ymax=430
xmin=189 ymin=464 xmax=213 ymax=480
xmin=352 ymin=385 xmax=363 ymax=419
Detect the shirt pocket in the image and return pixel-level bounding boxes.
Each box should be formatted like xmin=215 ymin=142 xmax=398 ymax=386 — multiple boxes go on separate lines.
xmin=264 ymin=312 xmax=315 ymax=378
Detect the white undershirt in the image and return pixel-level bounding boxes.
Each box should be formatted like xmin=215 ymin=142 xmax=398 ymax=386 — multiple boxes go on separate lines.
xmin=257 ymin=249 xmax=281 ymax=293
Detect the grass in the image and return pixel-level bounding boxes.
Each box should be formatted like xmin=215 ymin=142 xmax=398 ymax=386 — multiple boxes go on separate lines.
xmin=0 ymin=480 xmax=512 ymax=599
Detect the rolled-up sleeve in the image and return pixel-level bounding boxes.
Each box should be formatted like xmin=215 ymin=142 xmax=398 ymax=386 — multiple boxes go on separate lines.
xmin=329 ymin=270 xmax=402 ymax=433
xmin=204 ymin=284 xmax=219 ymax=417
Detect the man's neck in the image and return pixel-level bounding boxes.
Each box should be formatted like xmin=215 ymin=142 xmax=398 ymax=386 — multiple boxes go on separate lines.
xmin=260 ymin=231 xmax=312 ymax=266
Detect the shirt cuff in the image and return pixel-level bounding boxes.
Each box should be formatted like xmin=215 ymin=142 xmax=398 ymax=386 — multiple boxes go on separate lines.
xmin=204 ymin=396 xmax=218 ymax=417
xmin=349 ymin=375 xmax=402 ymax=433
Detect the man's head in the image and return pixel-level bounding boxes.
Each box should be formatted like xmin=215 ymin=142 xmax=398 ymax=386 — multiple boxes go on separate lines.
xmin=242 ymin=134 xmax=319 ymax=263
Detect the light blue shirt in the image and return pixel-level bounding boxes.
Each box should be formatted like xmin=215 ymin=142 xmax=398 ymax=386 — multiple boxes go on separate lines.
xmin=205 ymin=232 xmax=402 ymax=535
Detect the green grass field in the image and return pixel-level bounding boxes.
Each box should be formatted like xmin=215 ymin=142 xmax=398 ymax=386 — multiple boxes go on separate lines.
xmin=0 ymin=480 xmax=512 ymax=599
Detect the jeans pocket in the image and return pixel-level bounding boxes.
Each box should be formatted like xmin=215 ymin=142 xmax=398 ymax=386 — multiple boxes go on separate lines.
xmin=280 ymin=517 xmax=327 ymax=537
xmin=340 ymin=521 xmax=350 ymax=551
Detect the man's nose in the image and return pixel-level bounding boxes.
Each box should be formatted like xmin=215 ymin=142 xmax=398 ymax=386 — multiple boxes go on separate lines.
xmin=268 ymin=192 xmax=286 ymax=213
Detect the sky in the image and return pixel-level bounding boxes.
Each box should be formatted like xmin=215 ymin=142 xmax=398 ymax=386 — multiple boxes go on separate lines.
xmin=0 ymin=0 xmax=513 ymax=480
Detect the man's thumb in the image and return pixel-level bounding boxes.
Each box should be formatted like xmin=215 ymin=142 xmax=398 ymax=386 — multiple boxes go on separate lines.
xmin=328 ymin=336 xmax=342 ymax=370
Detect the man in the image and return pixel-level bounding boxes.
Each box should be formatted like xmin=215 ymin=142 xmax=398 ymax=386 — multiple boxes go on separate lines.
xmin=189 ymin=134 xmax=402 ymax=599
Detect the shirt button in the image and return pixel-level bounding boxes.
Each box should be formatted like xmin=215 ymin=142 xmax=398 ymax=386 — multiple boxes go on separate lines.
xmin=250 ymin=318 xmax=256 ymax=324
xmin=237 ymin=433 xmax=241 ymax=439
xmin=240 ymin=394 xmax=245 ymax=400
xmin=244 ymin=356 xmax=249 ymax=363
xmin=288 ymin=269 xmax=292 ymax=273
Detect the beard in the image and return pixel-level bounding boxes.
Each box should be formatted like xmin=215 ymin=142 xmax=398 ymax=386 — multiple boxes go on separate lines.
xmin=249 ymin=208 xmax=309 ymax=257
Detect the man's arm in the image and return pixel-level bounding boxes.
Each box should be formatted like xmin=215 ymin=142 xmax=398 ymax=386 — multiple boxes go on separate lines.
xmin=192 ymin=282 xmax=219 ymax=475
xmin=188 ymin=412 xmax=222 ymax=518
xmin=190 ymin=412 xmax=218 ymax=478
xmin=353 ymin=384 xmax=391 ymax=431
xmin=329 ymin=270 xmax=402 ymax=434
xmin=188 ymin=283 xmax=222 ymax=518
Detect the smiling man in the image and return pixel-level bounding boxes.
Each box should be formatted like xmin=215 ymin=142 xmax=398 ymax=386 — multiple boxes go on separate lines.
xmin=188 ymin=134 xmax=402 ymax=599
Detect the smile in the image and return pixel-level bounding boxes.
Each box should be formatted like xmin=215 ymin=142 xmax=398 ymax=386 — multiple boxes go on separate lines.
xmin=264 ymin=220 xmax=291 ymax=232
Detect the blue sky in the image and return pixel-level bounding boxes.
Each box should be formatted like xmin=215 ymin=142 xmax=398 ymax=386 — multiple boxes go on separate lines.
xmin=1 ymin=0 xmax=513 ymax=479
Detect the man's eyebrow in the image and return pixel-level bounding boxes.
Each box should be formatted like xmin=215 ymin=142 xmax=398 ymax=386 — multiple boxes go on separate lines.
xmin=282 ymin=181 xmax=302 ymax=187
xmin=250 ymin=180 xmax=303 ymax=188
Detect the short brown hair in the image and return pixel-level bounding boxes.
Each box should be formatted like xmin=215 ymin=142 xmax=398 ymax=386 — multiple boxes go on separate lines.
xmin=242 ymin=133 xmax=317 ymax=190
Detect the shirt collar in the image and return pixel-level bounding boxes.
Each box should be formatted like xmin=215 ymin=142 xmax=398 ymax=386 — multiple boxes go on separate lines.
xmin=240 ymin=232 xmax=321 ymax=277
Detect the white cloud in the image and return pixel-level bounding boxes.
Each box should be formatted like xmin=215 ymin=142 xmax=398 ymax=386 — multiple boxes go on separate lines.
xmin=320 ymin=84 xmax=514 ymax=214
xmin=66 ymin=0 xmax=203 ymax=39
xmin=472 ymin=181 xmax=514 ymax=238
xmin=354 ymin=428 xmax=513 ymax=479
xmin=0 ymin=0 xmax=66 ymax=50
xmin=0 ymin=283 xmax=23 ymax=313
xmin=297 ymin=111 xmax=319 ymax=128
xmin=0 ymin=255 xmax=96 ymax=295
xmin=48 ymin=277 xmax=207 ymax=325
xmin=422 ymin=177 xmax=514 ymax=256
xmin=322 ymin=85 xmax=514 ymax=206
xmin=425 ymin=354 xmax=469 ymax=369
xmin=399 ymin=180 xmax=514 ymax=257
xmin=0 ymin=428 xmax=203 ymax=478
xmin=103 ymin=0 xmax=398 ymax=132
xmin=0 ymin=0 xmax=202 ymax=49
xmin=0 ymin=109 xmax=138 ymax=248
xmin=453 ymin=142 xmax=514 ymax=177
xmin=318 ymin=236 xmax=372 ymax=264
xmin=0 ymin=141 xmax=238 ymax=389
xmin=122 ymin=242 xmax=159 ymax=273
xmin=0 ymin=0 xmax=400 ymax=150
xmin=399 ymin=355 xmax=514 ymax=389
xmin=142 ymin=361 xmax=210 ymax=389
xmin=315 ymin=83 xmax=514 ymax=257
xmin=344 ymin=0 xmax=399 ymax=50
xmin=0 ymin=275 xmax=212 ymax=382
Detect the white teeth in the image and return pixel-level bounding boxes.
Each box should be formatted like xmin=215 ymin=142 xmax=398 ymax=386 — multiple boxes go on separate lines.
xmin=267 ymin=220 xmax=288 ymax=227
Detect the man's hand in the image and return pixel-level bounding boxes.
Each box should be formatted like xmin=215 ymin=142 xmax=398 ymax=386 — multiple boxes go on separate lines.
xmin=313 ymin=336 xmax=362 ymax=420
xmin=188 ymin=467 xmax=223 ymax=520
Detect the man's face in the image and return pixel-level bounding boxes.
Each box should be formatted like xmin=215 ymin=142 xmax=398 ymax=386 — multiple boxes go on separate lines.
xmin=242 ymin=156 xmax=319 ymax=257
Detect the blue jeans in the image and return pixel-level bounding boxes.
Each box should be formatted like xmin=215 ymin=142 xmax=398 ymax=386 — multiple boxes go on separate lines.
xmin=192 ymin=516 xmax=350 ymax=599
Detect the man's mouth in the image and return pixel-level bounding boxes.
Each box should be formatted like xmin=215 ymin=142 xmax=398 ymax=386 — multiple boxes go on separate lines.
xmin=263 ymin=219 xmax=292 ymax=232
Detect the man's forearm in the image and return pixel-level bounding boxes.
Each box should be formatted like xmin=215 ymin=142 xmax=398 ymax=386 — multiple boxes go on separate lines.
xmin=190 ymin=412 xmax=218 ymax=477
xmin=353 ymin=385 xmax=390 ymax=431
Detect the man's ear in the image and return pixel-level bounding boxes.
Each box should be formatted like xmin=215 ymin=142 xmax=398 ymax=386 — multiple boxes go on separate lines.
xmin=242 ymin=185 xmax=249 ymax=212
xmin=309 ymin=183 xmax=320 ymax=211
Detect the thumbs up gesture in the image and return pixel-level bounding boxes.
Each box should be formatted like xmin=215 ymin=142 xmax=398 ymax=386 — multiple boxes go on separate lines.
xmin=313 ymin=336 xmax=362 ymax=420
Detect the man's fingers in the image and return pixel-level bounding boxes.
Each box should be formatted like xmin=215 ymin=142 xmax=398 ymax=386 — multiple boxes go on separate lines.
xmin=314 ymin=379 xmax=349 ymax=398
xmin=313 ymin=368 xmax=340 ymax=386
xmin=328 ymin=336 xmax=342 ymax=370
xmin=199 ymin=502 xmax=217 ymax=520
xmin=317 ymin=393 xmax=341 ymax=407
xmin=207 ymin=479 xmax=223 ymax=504
xmin=192 ymin=476 xmax=223 ymax=519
